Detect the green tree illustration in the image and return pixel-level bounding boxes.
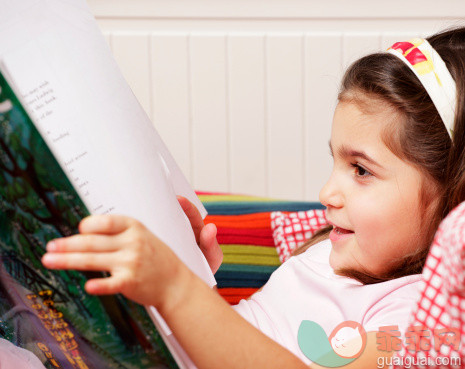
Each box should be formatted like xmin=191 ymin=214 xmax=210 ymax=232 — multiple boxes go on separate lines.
xmin=0 ymin=76 xmax=177 ymax=368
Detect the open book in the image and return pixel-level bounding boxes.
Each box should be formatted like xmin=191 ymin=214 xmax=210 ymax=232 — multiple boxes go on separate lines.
xmin=0 ymin=0 xmax=215 ymax=368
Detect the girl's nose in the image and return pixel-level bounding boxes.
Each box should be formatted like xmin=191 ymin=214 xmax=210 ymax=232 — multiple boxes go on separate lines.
xmin=319 ymin=174 xmax=343 ymax=209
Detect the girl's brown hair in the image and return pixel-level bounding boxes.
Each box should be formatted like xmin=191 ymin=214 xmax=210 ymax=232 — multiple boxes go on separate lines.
xmin=293 ymin=26 xmax=465 ymax=284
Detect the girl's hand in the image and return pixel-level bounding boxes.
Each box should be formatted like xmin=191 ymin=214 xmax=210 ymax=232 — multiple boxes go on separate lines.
xmin=177 ymin=196 xmax=223 ymax=274
xmin=41 ymin=215 xmax=193 ymax=310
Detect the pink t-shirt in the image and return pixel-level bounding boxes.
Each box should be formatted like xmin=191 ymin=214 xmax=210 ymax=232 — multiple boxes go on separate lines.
xmin=232 ymin=239 xmax=422 ymax=365
xmin=0 ymin=339 xmax=45 ymax=369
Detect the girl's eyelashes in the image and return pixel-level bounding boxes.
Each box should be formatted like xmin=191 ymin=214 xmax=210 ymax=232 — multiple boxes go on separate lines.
xmin=328 ymin=148 xmax=375 ymax=179
xmin=351 ymin=163 xmax=373 ymax=178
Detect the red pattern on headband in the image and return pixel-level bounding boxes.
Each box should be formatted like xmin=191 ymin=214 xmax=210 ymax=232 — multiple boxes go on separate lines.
xmin=405 ymin=48 xmax=428 ymax=66
xmin=391 ymin=41 xmax=415 ymax=53
xmin=391 ymin=41 xmax=428 ymax=66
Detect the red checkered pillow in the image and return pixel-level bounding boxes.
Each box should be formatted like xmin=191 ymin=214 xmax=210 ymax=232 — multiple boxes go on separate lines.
xmin=271 ymin=210 xmax=328 ymax=263
xmin=392 ymin=201 xmax=465 ymax=368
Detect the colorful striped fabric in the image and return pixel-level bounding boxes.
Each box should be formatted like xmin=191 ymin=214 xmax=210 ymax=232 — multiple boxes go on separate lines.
xmin=197 ymin=192 xmax=324 ymax=305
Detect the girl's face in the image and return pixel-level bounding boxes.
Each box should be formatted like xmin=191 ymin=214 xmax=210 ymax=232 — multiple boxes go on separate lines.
xmin=320 ymin=101 xmax=425 ymax=276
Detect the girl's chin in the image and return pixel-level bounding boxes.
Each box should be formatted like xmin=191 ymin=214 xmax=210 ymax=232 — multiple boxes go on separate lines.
xmin=329 ymin=248 xmax=380 ymax=279
xmin=328 ymin=242 xmax=357 ymax=272
xmin=328 ymin=250 xmax=346 ymax=271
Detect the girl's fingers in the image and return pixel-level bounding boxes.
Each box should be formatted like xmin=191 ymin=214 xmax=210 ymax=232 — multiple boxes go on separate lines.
xmin=42 ymin=252 xmax=115 ymax=272
xmin=79 ymin=214 xmax=136 ymax=235
xmin=177 ymin=195 xmax=205 ymax=243
xmin=47 ymin=234 xmax=121 ymax=253
xmin=199 ymin=223 xmax=223 ymax=274
xmin=85 ymin=275 xmax=128 ymax=295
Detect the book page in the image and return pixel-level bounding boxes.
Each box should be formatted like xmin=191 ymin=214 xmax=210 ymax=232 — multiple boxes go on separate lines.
xmin=0 ymin=69 xmax=179 ymax=369
xmin=0 ymin=1 xmax=214 ymax=287
xmin=0 ymin=1 xmax=215 ymax=367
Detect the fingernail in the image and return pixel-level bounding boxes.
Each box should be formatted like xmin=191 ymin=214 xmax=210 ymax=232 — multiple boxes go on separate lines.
xmin=46 ymin=241 xmax=57 ymax=252
xmin=42 ymin=253 xmax=57 ymax=265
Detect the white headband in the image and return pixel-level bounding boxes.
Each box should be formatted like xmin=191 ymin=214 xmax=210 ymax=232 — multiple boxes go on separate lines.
xmin=387 ymin=38 xmax=457 ymax=138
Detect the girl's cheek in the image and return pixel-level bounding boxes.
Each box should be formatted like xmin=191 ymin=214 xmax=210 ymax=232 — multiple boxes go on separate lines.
xmin=351 ymin=210 xmax=382 ymax=247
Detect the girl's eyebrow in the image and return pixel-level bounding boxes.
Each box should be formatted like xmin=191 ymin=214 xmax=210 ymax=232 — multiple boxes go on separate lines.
xmin=328 ymin=141 xmax=384 ymax=169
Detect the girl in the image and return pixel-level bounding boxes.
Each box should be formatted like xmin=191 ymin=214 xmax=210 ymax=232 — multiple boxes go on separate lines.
xmin=41 ymin=26 xmax=465 ymax=368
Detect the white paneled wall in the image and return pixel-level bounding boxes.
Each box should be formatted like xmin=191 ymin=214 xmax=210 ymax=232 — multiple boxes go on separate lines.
xmin=88 ymin=0 xmax=465 ymax=201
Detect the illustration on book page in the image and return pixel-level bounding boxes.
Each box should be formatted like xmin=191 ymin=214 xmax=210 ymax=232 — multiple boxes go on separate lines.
xmin=0 ymin=71 xmax=178 ymax=369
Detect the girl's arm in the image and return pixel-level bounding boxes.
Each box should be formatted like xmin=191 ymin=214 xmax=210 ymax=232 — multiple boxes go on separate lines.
xmin=159 ymin=270 xmax=393 ymax=369
xmin=41 ymin=214 xmax=392 ymax=369
xmin=160 ymin=266 xmax=308 ymax=369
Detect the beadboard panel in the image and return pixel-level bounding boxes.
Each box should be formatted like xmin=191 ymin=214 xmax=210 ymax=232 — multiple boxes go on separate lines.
xmin=111 ymin=33 xmax=152 ymax=116
xmin=189 ymin=35 xmax=229 ymax=191
xmin=93 ymin=1 xmax=465 ymax=200
xmin=304 ymin=34 xmax=342 ymax=201
xmin=266 ymin=35 xmax=305 ymax=199
xmin=228 ymin=35 xmax=267 ymax=196
xmin=151 ymin=34 xmax=192 ymax=181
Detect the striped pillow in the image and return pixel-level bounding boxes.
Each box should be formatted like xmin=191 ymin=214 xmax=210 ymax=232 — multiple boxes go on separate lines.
xmin=197 ymin=191 xmax=324 ymax=304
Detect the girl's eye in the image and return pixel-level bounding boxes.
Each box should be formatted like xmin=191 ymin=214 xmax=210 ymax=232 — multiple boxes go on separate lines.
xmin=351 ymin=163 xmax=372 ymax=178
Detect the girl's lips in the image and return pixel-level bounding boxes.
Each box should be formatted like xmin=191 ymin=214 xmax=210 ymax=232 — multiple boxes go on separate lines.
xmin=329 ymin=226 xmax=354 ymax=242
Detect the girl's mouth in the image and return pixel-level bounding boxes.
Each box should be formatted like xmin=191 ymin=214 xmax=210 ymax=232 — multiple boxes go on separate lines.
xmin=329 ymin=226 xmax=354 ymax=242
